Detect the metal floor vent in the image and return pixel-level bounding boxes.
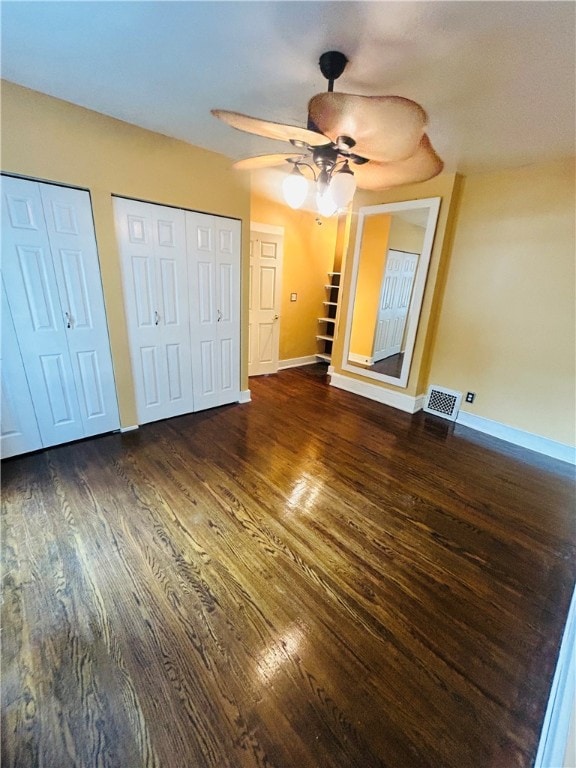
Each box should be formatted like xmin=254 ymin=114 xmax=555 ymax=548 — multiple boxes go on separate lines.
xmin=424 ymin=385 xmax=463 ymax=421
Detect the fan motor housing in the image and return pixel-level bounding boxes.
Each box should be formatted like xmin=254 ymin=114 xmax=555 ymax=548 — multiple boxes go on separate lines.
xmin=313 ymin=145 xmax=339 ymax=171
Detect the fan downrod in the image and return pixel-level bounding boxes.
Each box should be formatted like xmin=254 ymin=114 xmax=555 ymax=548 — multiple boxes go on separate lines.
xmin=319 ymin=51 xmax=348 ymax=92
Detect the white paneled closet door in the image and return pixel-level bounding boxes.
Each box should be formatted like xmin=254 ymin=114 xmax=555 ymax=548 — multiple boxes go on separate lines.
xmin=187 ymin=212 xmax=241 ymax=412
xmin=1 ymin=176 xmax=119 ymax=455
xmin=0 ymin=280 xmax=43 ymax=458
xmin=40 ymin=183 xmax=121 ymax=436
xmin=114 ymin=197 xmax=194 ymax=424
xmin=373 ymin=249 xmax=419 ymax=362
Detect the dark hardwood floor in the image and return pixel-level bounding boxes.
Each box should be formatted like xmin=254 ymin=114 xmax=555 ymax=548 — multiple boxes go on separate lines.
xmin=2 ymin=365 xmax=574 ymax=768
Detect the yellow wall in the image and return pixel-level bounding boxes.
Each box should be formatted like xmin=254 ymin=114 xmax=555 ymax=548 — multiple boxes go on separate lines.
xmin=1 ymin=80 xmax=251 ymax=427
xmin=3 ymin=81 xmax=573 ymax=448
xmin=250 ymin=193 xmax=338 ymax=361
xmin=428 ymin=158 xmax=575 ymax=445
xmin=349 ymin=214 xmax=391 ymax=359
xmin=332 ymin=173 xmax=460 ymax=397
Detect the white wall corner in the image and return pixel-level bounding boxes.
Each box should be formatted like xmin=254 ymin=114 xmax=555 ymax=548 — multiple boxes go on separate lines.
xmin=278 ymin=356 xmax=318 ymax=370
xmin=456 ymin=410 xmax=576 ymax=465
xmin=329 ymin=372 xmax=423 ymax=414
xmin=414 ymin=394 xmax=426 ymax=411
xmin=238 ymin=389 xmax=251 ymax=404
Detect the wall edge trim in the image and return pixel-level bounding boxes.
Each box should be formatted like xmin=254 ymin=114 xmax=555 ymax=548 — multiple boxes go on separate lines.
xmin=456 ymin=411 xmax=575 ymax=465
xmin=278 ymin=356 xmax=318 ymax=370
xmin=329 ymin=372 xmax=422 ymax=413
xmin=238 ymin=389 xmax=251 ymax=404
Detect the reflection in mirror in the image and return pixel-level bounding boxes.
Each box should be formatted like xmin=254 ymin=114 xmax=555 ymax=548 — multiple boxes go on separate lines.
xmin=342 ymin=197 xmax=441 ymax=388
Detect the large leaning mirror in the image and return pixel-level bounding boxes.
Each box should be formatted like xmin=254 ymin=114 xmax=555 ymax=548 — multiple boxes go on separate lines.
xmin=342 ymin=197 xmax=441 ymax=388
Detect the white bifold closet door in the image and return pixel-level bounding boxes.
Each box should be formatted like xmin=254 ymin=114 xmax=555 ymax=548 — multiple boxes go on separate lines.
xmin=1 ymin=176 xmax=119 ymax=458
xmin=113 ymin=198 xmax=194 ymax=424
xmin=186 ymin=212 xmax=241 ymax=412
xmin=0 ymin=279 xmax=43 ymax=457
xmin=114 ymin=198 xmax=240 ymax=423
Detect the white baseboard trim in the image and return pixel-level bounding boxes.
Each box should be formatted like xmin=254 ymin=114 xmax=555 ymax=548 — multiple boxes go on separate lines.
xmin=238 ymin=389 xmax=251 ymax=404
xmin=278 ymin=356 xmax=318 ymax=370
xmin=329 ymin=374 xmax=575 ymax=463
xmin=348 ymin=352 xmax=374 ymax=366
xmin=329 ymin=372 xmax=422 ymax=413
xmin=534 ymin=585 xmax=576 ymax=768
xmin=119 ymin=425 xmax=139 ymax=433
xmin=456 ymin=411 xmax=575 ymax=465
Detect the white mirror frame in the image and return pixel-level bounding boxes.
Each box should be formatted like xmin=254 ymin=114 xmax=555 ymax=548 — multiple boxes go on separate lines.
xmin=341 ymin=196 xmax=441 ymax=389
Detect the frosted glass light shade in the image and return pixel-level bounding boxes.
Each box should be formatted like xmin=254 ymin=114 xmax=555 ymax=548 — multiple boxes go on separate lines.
xmin=282 ymin=167 xmax=308 ymax=209
xmin=330 ymin=168 xmax=357 ymax=208
xmin=316 ymin=188 xmax=338 ymax=218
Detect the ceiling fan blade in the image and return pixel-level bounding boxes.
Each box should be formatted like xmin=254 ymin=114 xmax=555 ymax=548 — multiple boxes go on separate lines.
xmin=212 ymin=109 xmax=330 ymax=147
xmin=352 ymin=135 xmax=444 ymax=191
xmin=232 ymin=153 xmax=308 ymax=170
xmin=308 ymin=93 xmax=427 ymax=163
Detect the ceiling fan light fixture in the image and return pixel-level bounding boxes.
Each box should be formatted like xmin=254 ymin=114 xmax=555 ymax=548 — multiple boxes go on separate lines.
xmin=282 ymin=164 xmax=309 ymax=209
xmin=214 ymin=51 xmax=444 ymax=204
xmin=316 ymin=187 xmax=338 ymax=218
xmin=329 ymin=161 xmax=357 ymax=208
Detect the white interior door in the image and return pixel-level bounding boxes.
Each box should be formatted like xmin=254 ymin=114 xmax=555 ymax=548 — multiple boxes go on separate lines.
xmin=248 ymin=228 xmax=282 ymax=376
xmin=187 ymin=212 xmax=241 ymax=411
xmin=373 ymin=249 xmax=418 ymax=362
xmin=2 ymin=177 xmax=87 ymax=446
xmin=40 ymin=183 xmax=120 ymax=436
xmin=0 ymin=279 xmax=43 ymax=458
xmin=114 ymin=197 xmax=194 ymax=424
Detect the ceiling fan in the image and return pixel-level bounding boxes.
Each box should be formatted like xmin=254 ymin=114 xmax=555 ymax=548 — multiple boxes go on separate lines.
xmin=211 ymin=51 xmax=443 ymax=212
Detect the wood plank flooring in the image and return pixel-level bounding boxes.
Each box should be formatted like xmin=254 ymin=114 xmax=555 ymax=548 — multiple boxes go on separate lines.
xmin=2 ymin=365 xmax=575 ymax=768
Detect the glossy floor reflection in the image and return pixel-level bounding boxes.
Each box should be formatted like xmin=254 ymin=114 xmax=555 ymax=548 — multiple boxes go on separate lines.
xmin=2 ymin=365 xmax=574 ymax=768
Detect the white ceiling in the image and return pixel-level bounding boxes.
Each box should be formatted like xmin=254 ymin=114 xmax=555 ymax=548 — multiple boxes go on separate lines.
xmin=2 ymin=1 xmax=575 ymax=187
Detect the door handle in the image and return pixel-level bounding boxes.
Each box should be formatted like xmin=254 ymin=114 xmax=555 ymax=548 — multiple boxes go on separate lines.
xmin=65 ymin=311 xmax=72 ymax=329
xmin=154 ymin=310 xmax=160 ymax=326
xmin=274 ymin=314 xmax=279 ymax=321
xmin=217 ymin=309 xmax=223 ymax=322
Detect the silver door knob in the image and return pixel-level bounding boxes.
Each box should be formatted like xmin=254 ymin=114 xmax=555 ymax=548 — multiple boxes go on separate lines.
xmin=154 ymin=310 xmax=160 ymax=326
xmin=65 ymin=311 xmax=72 ymax=329
xmin=274 ymin=314 xmax=279 ymax=320
xmin=217 ymin=309 xmax=223 ymax=322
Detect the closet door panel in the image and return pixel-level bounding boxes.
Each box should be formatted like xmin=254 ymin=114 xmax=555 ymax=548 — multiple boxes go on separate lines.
xmin=215 ymin=219 xmax=241 ymax=401
xmin=1 ymin=178 xmax=85 ymax=446
xmin=200 ymin=341 xmax=216 ymax=396
xmin=41 ymin=184 xmax=119 ymax=435
xmin=219 ymin=338 xmax=233 ymax=392
xmin=154 ymin=212 xmax=194 ymax=417
xmin=115 ymin=198 xmax=166 ymax=423
xmin=114 ymin=197 xmax=193 ymax=423
xmin=187 ymin=212 xmax=220 ymax=410
xmin=140 ymin=346 xmax=161 ymax=407
xmin=0 ymin=280 xmax=43 ymax=458
xmin=186 ymin=212 xmax=240 ymax=411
